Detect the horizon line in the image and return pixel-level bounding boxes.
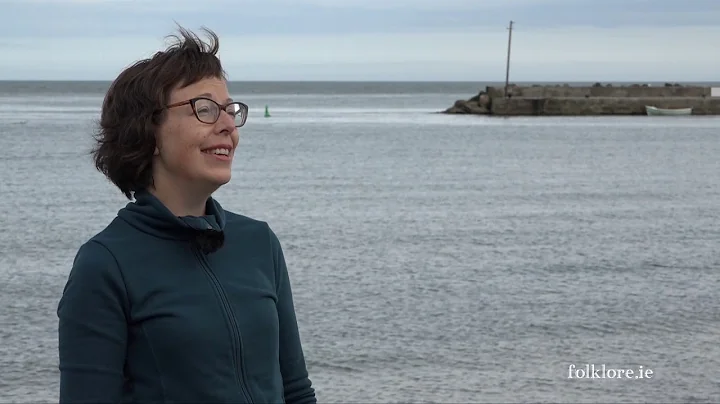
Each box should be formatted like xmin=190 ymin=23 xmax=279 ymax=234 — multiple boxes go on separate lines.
xmin=1 ymin=79 xmax=719 ymax=84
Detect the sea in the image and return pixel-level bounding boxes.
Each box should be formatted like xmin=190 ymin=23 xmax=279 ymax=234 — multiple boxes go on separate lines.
xmin=1 ymin=80 xmax=719 ymax=403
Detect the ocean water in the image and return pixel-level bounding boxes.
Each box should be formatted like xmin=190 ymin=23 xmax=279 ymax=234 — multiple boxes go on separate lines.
xmin=1 ymin=81 xmax=719 ymax=403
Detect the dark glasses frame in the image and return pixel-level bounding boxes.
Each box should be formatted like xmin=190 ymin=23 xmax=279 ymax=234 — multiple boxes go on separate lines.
xmin=164 ymin=97 xmax=249 ymax=127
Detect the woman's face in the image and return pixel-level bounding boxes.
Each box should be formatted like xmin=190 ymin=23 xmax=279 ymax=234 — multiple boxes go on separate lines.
xmin=152 ymin=76 xmax=240 ymax=195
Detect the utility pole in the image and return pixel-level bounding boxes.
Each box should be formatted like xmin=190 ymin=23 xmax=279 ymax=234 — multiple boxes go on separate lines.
xmin=504 ymin=20 xmax=514 ymax=97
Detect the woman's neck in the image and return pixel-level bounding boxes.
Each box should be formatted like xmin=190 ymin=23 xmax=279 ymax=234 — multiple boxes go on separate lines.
xmin=148 ymin=181 xmax=210 ymax=217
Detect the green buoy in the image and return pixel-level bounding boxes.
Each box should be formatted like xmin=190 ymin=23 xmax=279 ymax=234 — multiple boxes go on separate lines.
xmin=264 ymin=105 xmax=271 ymax=118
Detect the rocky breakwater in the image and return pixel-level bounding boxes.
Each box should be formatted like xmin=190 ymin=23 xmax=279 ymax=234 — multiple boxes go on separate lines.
xmin=442 ymin=83 xmax=720 ymax=116
xmin=444 ymin=91 xmax=491 ymax=114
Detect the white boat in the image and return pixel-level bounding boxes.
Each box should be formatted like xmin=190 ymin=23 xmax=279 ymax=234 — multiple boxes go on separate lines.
xmin=645 ymin=105 xmax=692 ymax=116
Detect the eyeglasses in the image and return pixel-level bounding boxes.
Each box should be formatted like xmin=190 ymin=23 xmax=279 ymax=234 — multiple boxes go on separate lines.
xmin=165 ymin=97 xmax=248 ymax=127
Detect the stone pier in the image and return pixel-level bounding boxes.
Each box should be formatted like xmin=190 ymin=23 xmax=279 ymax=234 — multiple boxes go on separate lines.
xmin=443 ymin=83 xmax=720 ymax=116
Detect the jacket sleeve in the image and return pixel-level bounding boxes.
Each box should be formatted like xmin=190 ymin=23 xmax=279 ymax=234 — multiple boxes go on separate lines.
xmin=57 ymin=240 xmax=129 ymax=403
xmin=270 ymin=227 xmax=317 ymax=404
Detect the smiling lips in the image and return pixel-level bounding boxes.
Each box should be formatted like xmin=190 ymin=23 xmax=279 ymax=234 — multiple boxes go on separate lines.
xmin=202 ymin=146 xmax=233 ymax=161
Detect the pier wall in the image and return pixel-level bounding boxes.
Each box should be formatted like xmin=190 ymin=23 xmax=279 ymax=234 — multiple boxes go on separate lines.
xmin=443 ymin=84 xmax=720 ymax=116
xmin=490 ymin=97 xmax=720 ymax=116
xmin=485 ymin=86 xmax=711 ymax=99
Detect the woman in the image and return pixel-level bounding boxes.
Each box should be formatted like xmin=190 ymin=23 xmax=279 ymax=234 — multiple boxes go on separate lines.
xmin=57 ymin=26 xmax=316 ymax=404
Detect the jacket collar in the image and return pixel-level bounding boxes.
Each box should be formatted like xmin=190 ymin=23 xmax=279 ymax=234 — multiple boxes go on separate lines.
xmin=117 ymin=189 xmax=226 ymax=243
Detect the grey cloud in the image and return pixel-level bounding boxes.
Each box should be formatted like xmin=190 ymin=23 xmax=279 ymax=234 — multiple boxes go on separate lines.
xmin=0 ymin=0 xmax=718 ymax=39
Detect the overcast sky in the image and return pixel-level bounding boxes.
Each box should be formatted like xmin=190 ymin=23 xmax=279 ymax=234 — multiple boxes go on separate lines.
xmin=0 ymin=0 xmax=718 ymax=81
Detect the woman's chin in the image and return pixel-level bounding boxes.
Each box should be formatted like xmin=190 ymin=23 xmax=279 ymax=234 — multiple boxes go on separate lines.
xmin=201 ymin=170 xmax=232 ymax=189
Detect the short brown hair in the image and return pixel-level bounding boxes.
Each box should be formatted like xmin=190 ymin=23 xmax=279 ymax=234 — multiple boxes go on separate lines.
xmin=92 ymin=26 xmax=227 ymax=199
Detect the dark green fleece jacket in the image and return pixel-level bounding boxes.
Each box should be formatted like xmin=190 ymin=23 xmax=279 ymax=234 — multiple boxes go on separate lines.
xmin=57 ymin=190 xmax=315 ymax=404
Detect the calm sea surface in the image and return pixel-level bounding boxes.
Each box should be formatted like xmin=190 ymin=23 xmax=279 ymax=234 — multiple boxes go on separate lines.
xmin=1 ymin=81 xmax=719 ymax=403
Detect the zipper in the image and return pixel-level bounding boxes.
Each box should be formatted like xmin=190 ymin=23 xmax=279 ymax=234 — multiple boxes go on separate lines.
xmin=194 ymin=247 xmax=255 ymax=403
